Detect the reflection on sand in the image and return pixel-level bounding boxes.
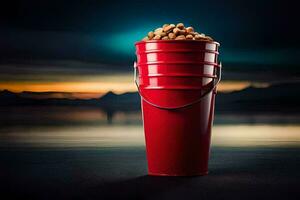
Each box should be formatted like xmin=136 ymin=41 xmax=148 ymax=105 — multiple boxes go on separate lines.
xmin=212 ymin=125 xmax=300 ymax=147
xmin=0 ymin=106 xmax=300 ymax=148
xmin=1 ymin=124 xmax=300 ymax=148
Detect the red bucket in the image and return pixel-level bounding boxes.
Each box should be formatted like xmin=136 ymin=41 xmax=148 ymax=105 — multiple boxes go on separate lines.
xmin=134 ymin=40 xmax=221 ymax=176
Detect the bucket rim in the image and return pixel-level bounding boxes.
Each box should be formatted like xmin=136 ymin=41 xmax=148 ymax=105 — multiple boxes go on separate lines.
xmin=135 ymin=40 xmax=220 ymax=46
xmin=139 ymin=73 xmax=217 ymax=78
xmin=136 ymin=61 xmax=220 ymax=66
xmin=135 ymin=49 xmax=219 ymax=55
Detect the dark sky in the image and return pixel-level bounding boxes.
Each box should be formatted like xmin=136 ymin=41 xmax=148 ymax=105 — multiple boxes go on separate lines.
xmin=0 ymin=0 xmax=299 ymax=83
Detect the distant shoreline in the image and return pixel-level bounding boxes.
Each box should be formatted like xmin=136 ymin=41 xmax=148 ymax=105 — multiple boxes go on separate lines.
xmin=0 ymin=81 xmax=300 ymax=114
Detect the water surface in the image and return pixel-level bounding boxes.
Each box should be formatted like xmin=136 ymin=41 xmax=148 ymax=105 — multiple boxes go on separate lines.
xmin=1 ymin=106 xmax=299 ymax=148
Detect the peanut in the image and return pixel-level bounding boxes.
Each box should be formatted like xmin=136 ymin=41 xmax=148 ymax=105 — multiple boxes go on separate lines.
xmin=176 ymin=23 xmax=184 ymax=29
xmin=153 ymin=35 xmax=161 ymax=40
xmin=186 ymin=27 xmax=194 ymax=33
xmin=148 ymin=31 xmax=154 ymax=39
xmin=186 ymin=34 xmax=193 ymax=40
xmin=168 ymin=32 xmax=176 ymax=39
xmin=160 ymin=32 xmax=167 ymax=37
xmin=163 ymin=24 xmax=175 ymax=33
xmin=162 ymin=36 xmax=169 ymax=40
xmin=162 ymin=24 xmax=169 ymax=29
xmin=154 ymin=28 xmax=163 ymax=35
xmin=175 ymin=35 xmax=186 ymax=40
xmin=173 ymin=27 xmax=180 ymax=35
xmin=194 ymin=34 xmax=205 ymax=39
xmin=179 ymin=29 xmax=187 ymax=35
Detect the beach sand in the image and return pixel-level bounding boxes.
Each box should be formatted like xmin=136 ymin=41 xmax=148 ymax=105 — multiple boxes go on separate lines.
xmin=1 ymin=146 xmax=299 ymax=199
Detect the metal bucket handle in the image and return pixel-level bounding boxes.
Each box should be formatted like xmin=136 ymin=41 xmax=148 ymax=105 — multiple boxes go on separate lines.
xmin=134 ymin=62 xmax=222 ymax=110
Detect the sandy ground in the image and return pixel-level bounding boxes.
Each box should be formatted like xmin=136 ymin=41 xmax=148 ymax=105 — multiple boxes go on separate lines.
xmin=1 ymin=146 xmax=300 ymax=199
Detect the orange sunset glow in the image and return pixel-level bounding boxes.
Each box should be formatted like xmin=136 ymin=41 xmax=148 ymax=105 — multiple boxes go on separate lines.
xmin=0 ymin=80 xmax=269 ymax=99
xmin=0 ymin=82 xmax=136 ymax=93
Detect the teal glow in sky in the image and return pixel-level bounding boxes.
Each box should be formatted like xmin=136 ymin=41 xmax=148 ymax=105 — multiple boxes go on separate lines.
xmin=102 ymin=27 xmax=146 ymax=55
xmin=100 ymin=27 xmax=299 ymax=66
xmin=99 ymin=20 xmax=214 ymax=56
xmin=101 ymin=22 xmax=171 ymax=55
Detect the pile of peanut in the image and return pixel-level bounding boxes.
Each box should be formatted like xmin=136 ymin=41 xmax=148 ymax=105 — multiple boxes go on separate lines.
xmin=142 ymin=23 xmax=213 ymax=41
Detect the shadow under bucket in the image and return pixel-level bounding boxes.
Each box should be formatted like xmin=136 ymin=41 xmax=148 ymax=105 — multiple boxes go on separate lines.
xmin=134 ymin=40 xmax=221 ymax=176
